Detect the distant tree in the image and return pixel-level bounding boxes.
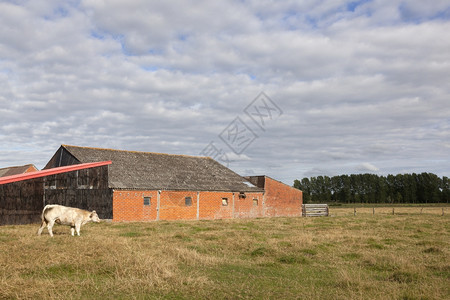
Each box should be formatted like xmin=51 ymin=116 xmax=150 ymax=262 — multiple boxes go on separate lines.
xmin=386 ymin=174 xmax=396 ymax=203
xmin=293 ymin=178 xmax=311 ymax=203
xmin=350 ymin=174 xmax=362 ymax=203
xmin=294 ymin=172 xmax=445 ymax=204
xmin=375 ymin=176 xmax=387 ymax=203
xmin=426 ymin=173 xmax=441 ymax=203
xmin=340 ymin=175 xmax=352 ymax=203
xmin=331 ymin=176 xmax=342 ymax=203
xmin=322 ymin=176 xmax=332 ymax=202
xmin=416 ymin=173 xmax=426 ymax=203
xmin=441 ymin=176 xmax=450 ymax=203
xmin=403 ymin=174 xmax=417 ymax=203
xmin=301 ymin=178 xmax=312 ymax=203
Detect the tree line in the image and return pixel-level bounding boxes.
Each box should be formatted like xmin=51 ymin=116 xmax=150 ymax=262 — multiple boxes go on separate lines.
xmin=293 ymin=173 xmax=449 ymax=204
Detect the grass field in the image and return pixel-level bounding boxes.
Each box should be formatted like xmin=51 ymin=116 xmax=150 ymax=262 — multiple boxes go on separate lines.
xmin=0 ymin=206 xmax=449 ymax=299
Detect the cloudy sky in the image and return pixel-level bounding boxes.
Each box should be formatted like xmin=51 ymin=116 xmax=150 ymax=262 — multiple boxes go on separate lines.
xmin=1 ymin=0 xmax=449 ymax=185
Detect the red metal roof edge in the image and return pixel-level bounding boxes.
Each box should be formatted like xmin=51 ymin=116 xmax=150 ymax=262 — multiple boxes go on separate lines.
xmin=0 ymin=161 xmax=112 ymax=185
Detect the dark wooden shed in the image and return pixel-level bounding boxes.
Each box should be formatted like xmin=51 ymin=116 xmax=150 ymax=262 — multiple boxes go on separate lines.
xmin=0 ymin=161 xmax=111 ymax=225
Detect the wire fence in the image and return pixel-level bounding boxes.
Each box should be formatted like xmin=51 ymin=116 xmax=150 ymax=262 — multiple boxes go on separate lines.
xmin=330 ymin=206 xmax=447 ymax=217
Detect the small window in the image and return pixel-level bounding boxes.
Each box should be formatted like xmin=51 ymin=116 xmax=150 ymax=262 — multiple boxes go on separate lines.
xmin=222 ymin=198 xmax=228 ymax=206
xmin=185 ymin=196 xmax=192 ymax=206
xmin=144 ymin=197 xmax=151 ymax=206
xmin=239 ymin=192 xmax=246 ymax=199
xmin=253 ymin=198 xmax=258 ymax=206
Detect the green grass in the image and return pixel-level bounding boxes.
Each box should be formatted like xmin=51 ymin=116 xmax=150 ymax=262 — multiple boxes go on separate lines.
xmin=0 ymin=207 xmax=449 ymax=299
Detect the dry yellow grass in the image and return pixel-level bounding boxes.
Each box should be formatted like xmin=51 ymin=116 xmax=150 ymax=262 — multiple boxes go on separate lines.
xmin=332 ymin=205 xmax=447 ymax=217
xmin=0 ymin=206 xmax=449 ymax=299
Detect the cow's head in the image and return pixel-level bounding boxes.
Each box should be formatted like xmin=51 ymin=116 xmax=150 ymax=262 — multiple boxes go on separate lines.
xmin=90 ymin=210 xmax=100 ymax=223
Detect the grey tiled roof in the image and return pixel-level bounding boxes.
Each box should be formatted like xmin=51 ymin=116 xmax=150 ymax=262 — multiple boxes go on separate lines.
xmin=59 ymin=145 xmax=262 ymax=192
xmin=0 ymin=164 xmax=37 ymax=177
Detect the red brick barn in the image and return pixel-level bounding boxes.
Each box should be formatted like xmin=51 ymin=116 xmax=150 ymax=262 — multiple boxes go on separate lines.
xmin=43 ymin=145 xmax=302 ymax=222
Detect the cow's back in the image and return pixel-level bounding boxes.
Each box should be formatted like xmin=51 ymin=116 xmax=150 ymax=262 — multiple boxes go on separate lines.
xmin=42 ymin=204 xmax=62 ymax=220
xmin=43 ymin=205 xmax=78 ymax=223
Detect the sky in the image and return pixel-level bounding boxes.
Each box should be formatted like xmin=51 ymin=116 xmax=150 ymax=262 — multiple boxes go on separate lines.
xmin=1 ymin=0 xmax=449 ymax=185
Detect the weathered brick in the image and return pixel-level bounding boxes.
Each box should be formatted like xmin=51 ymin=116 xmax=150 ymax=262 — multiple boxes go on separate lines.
xmin=111 ymin=177 xmax=302 ymax=222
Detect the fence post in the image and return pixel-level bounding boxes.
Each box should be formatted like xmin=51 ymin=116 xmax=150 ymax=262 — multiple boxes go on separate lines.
xmin=392 ymin=207 xmax=395 ymax=215
xmin=354 ymin=207 xmax=356 ymax=216
xmin=420 ymin=208 xmax=423 ymax=214
xmin=442 ymin=208 xmax=445 ymax=216
xmin=373 ymin=207 xmax=375 ymax=215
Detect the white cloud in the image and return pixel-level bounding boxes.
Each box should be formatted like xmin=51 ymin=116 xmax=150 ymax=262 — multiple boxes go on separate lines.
xmin=356 ymin=162 xmax=380 ymax=173
xmin=226 ymin=152 xmax=252 ymax=162
xmin=0 ymin=0 xmax=449 ymax=185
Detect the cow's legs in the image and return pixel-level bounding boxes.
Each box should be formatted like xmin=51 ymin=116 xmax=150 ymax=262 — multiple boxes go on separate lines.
xmin=71 ymin=226 xmax=75 ymax=236
xmin=75 ymin=223 xmax=81 ymax=236
xmin=37 ymin=220 xmax=47 ymax=236
xmin=47 ymin=220 xmax=55 ymax=237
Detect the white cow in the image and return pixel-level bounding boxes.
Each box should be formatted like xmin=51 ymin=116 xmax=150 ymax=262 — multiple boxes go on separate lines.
xmin=37 ymin=204 xmax=100 ymax=237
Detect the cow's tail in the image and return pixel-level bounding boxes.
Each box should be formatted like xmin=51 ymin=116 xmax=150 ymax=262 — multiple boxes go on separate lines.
xmin=37 ymin=205 xmax=50 ymax=236
xmin=41 ymin=205 xmax=50 ymax=223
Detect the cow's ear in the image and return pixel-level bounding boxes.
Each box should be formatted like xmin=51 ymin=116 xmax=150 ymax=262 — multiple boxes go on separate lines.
xmin=90 ymin=211 xmax=96 ymax=217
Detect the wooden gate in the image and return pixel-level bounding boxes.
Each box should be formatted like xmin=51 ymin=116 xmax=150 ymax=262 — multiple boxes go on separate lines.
xmin=302 ymin=204 xmax=329 ymax=217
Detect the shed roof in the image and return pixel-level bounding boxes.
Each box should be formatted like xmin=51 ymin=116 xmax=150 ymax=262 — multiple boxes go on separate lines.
xmin=45 ymin=145 xmax=262 ymax=192
xmin=0 ymin=164 xmax=38 ymax=178
xmin=0 ymin=161 xmax=111 ymax=185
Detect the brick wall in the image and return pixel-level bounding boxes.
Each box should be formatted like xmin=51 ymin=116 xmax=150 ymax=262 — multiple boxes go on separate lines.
xmin=198 ymin=191 xmax=234 ymax=220
xmin=112 ymin=177 xmax=302 ymax=222
xmin=112 ymin=189 xmax=266 ymax=222
xmin=234 ymin=192 xmax=264 ymax=219
xmin=159 ymin=191 xmax=198 ymax=221
xmin=113 ymin=190 xmax=158 ymax=222
xmin=199 ymin=191 xmax=264 ymax=219
xmin=263 ymin=177 xmax=303 ymax=217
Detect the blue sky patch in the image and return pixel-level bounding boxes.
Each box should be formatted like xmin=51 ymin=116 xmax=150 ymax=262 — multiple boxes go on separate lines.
xmin=347 ymin=0 xmax=371 ymax=12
